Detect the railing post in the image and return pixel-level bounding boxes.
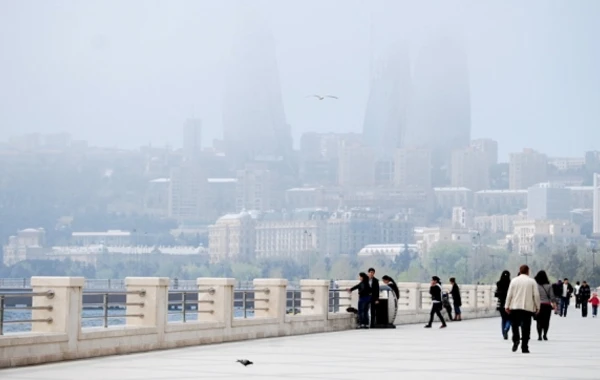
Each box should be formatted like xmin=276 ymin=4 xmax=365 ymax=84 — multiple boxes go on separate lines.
xmin=462 ymin=284 xmax=477 ymax=312
xmin=31 ymin=277 xmax=84 ymax=351
xmin=196 ymin=278 xmax=235 ymax=327
xmin=299 ymin=280 xmax=329 ymax=318
xmin=402 ymin=282 xmax=422 ymax=312
xmin=335 ymin=280 xmax=358 ymax=311
xmin=125 ymin=277 xmax=168 ymax=338
xmin=253 ymin=279 xmax=287 ymax=322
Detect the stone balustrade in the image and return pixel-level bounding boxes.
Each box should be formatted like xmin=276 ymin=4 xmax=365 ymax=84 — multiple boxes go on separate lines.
xmin=0 ymin=277 xmax=499 ymax=368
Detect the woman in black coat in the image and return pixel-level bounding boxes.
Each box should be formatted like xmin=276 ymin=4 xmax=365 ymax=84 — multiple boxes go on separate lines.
xmin=495 ymin=270 xmax=512 ymax=339
xmin=449 ymin=277 xmax=462 ymax=321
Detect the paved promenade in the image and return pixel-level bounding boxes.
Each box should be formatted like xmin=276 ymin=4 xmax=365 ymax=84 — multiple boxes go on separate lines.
xmin=2 ymin=316 xmax=598 ymax=380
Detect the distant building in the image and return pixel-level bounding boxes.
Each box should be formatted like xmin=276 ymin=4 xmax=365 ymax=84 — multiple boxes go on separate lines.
xmin=470 ymin=138 xmax=498 ymax=167
xmin=509 ymin=149 xmax=548 ymax=190
xmin=338 ymin=140 xmax=375 ymax=187
xmin=567 ymin=186 xmax=594 ymax=209
xmin=236 ymin=166 xmax=272 ymax=212
xmin=434 ymin=187 xmax=473 ymax=213
xmin=452 ymin=207 xmax=473 ymax=229
xmin=208 ymin=211 xmax=257 ymax=262
xmin=474 ymin=189 xmax=528 ymax=215
xmin=255 ymin=210 xmax=329 ymax=259
xmin=206 ymin=178 xmax=237 ymax=221
xmin=168 ymin=164 xmax=207 ymax=222
xmin=285 ymin=187 xmax=325 ymax=210
xmin=144 ymin=178 xmax=170 ymax=217
xmin=3 ymin=228 xmax=46 ymax=265
xmin=548 ymin=157 xmax=585 ymax=172
xmin=357 ymin=243 xmax=419 ymax=258
xmin=395 ymin=148 xmax=432 ymax=189
xmin=512 ymin=219 xmax=583 ymax=254
xmin=594 ymin=173 xmax=600 ymax=235
xmin=183 ymin=119 xmax=202 ymax=161
xmin=451 ymin=147 xmax=490 ymax=191
xmin=527 ymin=183 xmax=571 ymax=221
xmin=71 ymin=230 xmax=131 ymax=246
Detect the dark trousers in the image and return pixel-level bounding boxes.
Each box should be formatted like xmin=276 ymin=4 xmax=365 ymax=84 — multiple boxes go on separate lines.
xmin=592 ymin=305 xmax=598 ymax=317
xmin=358 ymin=297 xmax=370 ymax=326
xmin=536 ymin=303 xmax=553 ymax=338
xmin=575 ymin=295 xmax=581 ymax=308
xmin=581 ymin=299 xmax=589 ymax=317
xmin=500 ymin=308 xmax=511 ymax=335
xmin=510 ymin=309 xmax=533 ymax=348
xmin=369 ymin=300 xmax=377 ymax=327
xmin=444 ymin=304 xmax=453 ymax=320
xmin=559 ymin=297 xmax=570 ymax=316
xmin=428 ymin=303 xmax=446 ymax=326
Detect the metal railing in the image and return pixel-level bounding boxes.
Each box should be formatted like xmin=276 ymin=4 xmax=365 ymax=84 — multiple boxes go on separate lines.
xmin=234 ymin=288 xmax=270 ymax=318
xmin=81 ymin=290 xmax=146 ymax=328
xmin=0 ymin=290 xmax=55 ymax=335
xmin=286 ymin=288 xmax=314 ymax=315
xmin=167 ymin=288 xmax=215 ymax=323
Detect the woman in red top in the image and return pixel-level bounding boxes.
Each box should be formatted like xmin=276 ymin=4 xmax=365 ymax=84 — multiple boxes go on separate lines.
xmin=589 ymin=292 xmax=599 ymax=318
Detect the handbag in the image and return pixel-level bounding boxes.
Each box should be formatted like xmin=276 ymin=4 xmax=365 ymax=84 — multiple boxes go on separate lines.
xmin=541 ymin=285 xmax=556 ymax=310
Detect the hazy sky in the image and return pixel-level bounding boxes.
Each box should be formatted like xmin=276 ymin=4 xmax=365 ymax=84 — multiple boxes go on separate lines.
xmin=0 ymin=0 xmax=599 ymax=160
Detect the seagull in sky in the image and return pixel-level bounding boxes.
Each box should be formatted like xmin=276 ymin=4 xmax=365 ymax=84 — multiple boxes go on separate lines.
xmin=307 ymin=94 xmax=338 ymax=100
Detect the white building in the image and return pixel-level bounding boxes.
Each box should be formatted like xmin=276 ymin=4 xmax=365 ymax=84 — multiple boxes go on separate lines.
xmin=3 ymin=228 xmax=47 ymax=265
xmin=474 ymin=190 xmax=528 ymax=215
xmin=473 ymin=214 xmax=526 ymax=234
xmin=452 ymin=207 xmax=473 ymax=229
xmin=512 ymin=220 xmax=583 ymax=254
xmin=71 ymin=230 xmax=132 ymax=246
xmin=527 ymin=183 xmax=571 ymax=221
xmin=208 ymin=211 xmax=256 ymax=262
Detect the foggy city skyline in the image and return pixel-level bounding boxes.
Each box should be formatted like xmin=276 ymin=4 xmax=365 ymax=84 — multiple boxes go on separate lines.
xmin=1 ymin=0 xmax=599 ymax=160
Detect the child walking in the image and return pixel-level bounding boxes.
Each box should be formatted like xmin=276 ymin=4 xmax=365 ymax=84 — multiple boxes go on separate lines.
xmin=589 ymin=292 xmax=599 ymax=318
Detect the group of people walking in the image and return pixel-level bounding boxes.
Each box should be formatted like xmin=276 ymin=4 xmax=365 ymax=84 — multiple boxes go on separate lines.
xmin=495 ymin=265 xmax=599 ymax=354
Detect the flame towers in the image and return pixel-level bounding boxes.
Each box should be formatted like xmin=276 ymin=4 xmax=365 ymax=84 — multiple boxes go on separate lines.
xmin=405 ymin=35 xmax=471 ymax=178
xmin=222 ymin=7 xmax=292 ymax=168
xmin=362 ymin=44 xmax=411 ymax=157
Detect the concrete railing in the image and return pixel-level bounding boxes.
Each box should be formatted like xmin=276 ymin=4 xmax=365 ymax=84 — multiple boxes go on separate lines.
xmin=0 ymin=277 xmax=498 ymax=368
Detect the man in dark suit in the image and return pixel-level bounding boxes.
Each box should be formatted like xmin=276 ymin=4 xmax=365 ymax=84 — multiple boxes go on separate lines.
xmin=367 ymin=268 xmax=379 ymax=328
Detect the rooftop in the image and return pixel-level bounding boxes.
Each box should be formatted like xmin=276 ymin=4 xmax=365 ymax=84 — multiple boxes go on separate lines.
xmin=3 ymin=317 xmax=597 ymax=379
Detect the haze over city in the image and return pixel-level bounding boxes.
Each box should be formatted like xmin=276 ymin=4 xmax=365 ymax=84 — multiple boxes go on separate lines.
xmin=1 ymin=0 xmax=599 ymax=158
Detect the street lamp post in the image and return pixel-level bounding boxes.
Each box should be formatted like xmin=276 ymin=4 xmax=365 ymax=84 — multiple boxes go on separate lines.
xmin=304 ymin=230 xmax=313 ymax=278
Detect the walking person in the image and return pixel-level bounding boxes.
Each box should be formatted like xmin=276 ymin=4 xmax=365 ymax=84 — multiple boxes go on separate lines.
xmin=534 ymin=270 xmax=556 ymax=341
xmin=505 ymin=265 xmax=541 ymax=354
xmin=367 ymin=268 xmax=380 ymax=328
xmin=425 ymin=276 xmax=447 ymax=329
xmin=442 ymin=290 xmax=453 ymax=321
xmin=559 ymin=278 xmax=574 ymax=317
xmin=579 ymin=281 xmax=591 ymax=317
xmin=589 ymin=292 xmax=599 ymax=318
xmin=450 ymin=277 xmax=462 ymax=321
xmin=495 ymin=270 xmax=512 ymax=339
xmin=552 ymin=280 xmax=563 ymax=315
xmin=347 ymin=272 xmax=371 ymax=329
xmin=574 ymin=281 xmax=581 ymax=309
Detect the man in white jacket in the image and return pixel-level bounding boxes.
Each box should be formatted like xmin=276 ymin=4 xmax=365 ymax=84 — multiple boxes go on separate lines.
xmin=505 ymin=265 xmax=541 ymax=354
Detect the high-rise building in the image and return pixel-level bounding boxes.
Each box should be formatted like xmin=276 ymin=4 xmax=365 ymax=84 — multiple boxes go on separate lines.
xmin=527 ymin=183 xmax=571 ymax=221
xmin=394 ymin=148 xmax=432 ymax=189
xmin=236 ymin=166 xmax=272 ymax=212
xmin=168 ymin=164 xmax=207 ymax=222
xmin=451 ymin=148 xmax=490 ymax=191
xmin=183 ymin=119 xmax=201 ymax=162
xmin=222 ymin=7 xmax=291 ymax=168
xmin=594 ymin=173 xmax=600 ymax=235
xmin=363 ymin=45 xmax=411 ymax=156
xmin=509 ymin=149 xmax=548 ymax=189
xmin=470 ymin=138 xmax=498 ymax=168
xmin=338 ymin=140 xmax=375 ymax=188
xmin=405 ymin=35 xmax=471 ymax=181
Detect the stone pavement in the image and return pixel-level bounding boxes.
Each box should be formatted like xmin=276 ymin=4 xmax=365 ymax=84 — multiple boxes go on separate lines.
xmin=2 ymin=316 xmax=599 ymax=380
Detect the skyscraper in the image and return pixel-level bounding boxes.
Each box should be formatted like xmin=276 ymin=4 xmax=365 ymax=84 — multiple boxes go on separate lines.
xmin=405 ymin=35 xmax=471 ymax=181
xmin=362 ymin=44 xmax=411 ymax=157
xmin=222 ymin=6 xmax=291 ymax=169
xmin=183 ymin=119 xmax=201 ymax=162
xmin=509 ymin=149 xmax=548 ymax=190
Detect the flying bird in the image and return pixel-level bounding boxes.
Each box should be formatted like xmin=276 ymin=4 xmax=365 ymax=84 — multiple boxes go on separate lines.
xmin=307 ymin=94 xmax=338 ymax=100
xmin=237 ymin=359 xmax=253 ymax=367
